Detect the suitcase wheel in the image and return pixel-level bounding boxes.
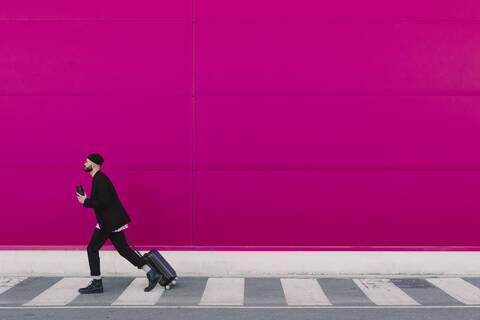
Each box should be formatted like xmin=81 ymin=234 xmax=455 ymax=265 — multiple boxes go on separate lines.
xmin=164 ymin=285 xmax=171 ymax=290
xmin=171 ymin=280 xmax=177 ymax=285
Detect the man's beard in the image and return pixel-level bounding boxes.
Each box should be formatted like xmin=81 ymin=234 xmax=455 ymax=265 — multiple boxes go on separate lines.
xmin=84 ymin=165 xmax=93 ymax=172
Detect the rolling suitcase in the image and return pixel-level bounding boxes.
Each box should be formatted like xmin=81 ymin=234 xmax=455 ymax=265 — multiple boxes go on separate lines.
xmin=125 ymin=234 xmax=178 ymax=289
xmin=143 ymin=249 xmax=178 ymax=289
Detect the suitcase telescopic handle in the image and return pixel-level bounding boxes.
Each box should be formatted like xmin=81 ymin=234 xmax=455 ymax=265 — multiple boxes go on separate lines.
xmin=124 ymin=233 xmax=143 ymax=258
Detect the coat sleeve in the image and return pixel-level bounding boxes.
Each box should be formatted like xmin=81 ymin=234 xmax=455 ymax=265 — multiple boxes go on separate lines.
xmin=83 ymin=177 xmax=112 ymax=209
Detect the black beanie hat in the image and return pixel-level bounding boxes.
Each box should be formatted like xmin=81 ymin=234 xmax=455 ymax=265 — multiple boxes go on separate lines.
xmin=87 ymin=153 xmax=104 ymax=165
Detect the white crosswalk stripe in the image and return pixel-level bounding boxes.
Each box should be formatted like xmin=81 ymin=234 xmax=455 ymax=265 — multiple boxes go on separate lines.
xmin=112 ymin=278 xmax=164 ymax=305
xmin=23 ymin=278 xmax=90 ymax=306
xmin=353 ymin=279 xmax=420 ymax=305
xmin=426 ymin=278 xmax=480 ymax=305
xmin=0 ymin=277 xmax=26 ymax=295
xmin=280 ymin=278 xmax=331 ymax=305
xmin=199 ymin=278 xmax=244 ymax=305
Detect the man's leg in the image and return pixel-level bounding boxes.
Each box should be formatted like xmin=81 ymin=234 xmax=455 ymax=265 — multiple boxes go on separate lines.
xmin=109 ymin=231 xmax=162 ymax=292
xmin=109 ymin=231 xmax=146 ymax=268
xmin=87 ymin=227 xmax=109 ymax=276
xmin=79 ymin=228 xmax=108 ymax=294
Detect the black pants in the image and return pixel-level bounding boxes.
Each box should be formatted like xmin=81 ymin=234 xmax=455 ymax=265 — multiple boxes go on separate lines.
xmin=87 ymin=227 xmax=146 ymax=276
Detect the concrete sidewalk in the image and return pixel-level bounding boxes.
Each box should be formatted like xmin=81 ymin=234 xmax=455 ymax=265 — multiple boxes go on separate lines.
xmin=1 ymin=251 xmax=480 ymax=277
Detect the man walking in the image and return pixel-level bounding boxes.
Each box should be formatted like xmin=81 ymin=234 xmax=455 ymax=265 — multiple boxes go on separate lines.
xmin=76 ymin=153 xmax=162 ymax=293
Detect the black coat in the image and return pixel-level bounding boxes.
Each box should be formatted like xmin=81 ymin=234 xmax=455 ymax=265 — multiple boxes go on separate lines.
xmin=83 ymin=171 xmax=131 ymax=233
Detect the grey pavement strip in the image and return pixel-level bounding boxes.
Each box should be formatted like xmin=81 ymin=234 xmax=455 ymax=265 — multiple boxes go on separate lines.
xmin=23 ymin=278 xmax=91 ymax=306
xmin=391 ymin=278 xmax=462 ymax=306
xmin=0 ymin=277 xmax=62 ymax=307
xmin=157 ymin=277 xmax=208 ymax=306
xmin=318 ymin=278 xmax=374 ymax=306
xmin=426 ymin=278 xmax=480 ymax=304
xmin=112 ymin=278 xmax=165 ymax=305
xmin=463 ymin=277 xmax=480 ymax=290
xmin=244 ymin=278 xmax=287 ymax=306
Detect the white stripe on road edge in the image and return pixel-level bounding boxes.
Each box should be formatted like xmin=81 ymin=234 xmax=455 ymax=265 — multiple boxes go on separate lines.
xmin=23 ymin=278 xmax=90 ymax=306
xmin=112 ymin=278 xmax=164 ymax=305
xmin=353 ymin=279 xmax=419 ymax=305
xmin=3 ymin=305 xmax=480 ymax=309
xmin=199 ymin=278 xmax=244 ymax=305
xmin=0 ymin=277 xmax=26 ymax=295
xmin=427 ymin=278 xmax=480 ymax=305
xmin=280 ymin=279 xmax=331 ymax=305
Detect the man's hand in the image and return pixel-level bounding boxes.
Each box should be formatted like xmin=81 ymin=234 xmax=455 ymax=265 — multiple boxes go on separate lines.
xmin=76 ymin=192 xmax=87 ymax=204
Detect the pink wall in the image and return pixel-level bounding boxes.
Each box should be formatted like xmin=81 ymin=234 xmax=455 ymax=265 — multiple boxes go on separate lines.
xmin=1 ymin=1 xmax=480 ymax=249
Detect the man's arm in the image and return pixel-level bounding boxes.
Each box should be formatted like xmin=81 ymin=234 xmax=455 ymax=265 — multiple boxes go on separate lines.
xmin=83 ymin=177 xmax=112 ymax=209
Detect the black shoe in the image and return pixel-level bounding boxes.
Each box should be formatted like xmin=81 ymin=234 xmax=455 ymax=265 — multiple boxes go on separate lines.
xmin=78 ymin=279 xmax=104 ymax=294
xmin=144 ymin=269 xmax=161 ymax=292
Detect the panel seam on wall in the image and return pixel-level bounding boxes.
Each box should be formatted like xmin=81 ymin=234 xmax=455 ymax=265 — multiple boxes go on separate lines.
xmin=192 ymin=0 xmax=195 ymax=246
